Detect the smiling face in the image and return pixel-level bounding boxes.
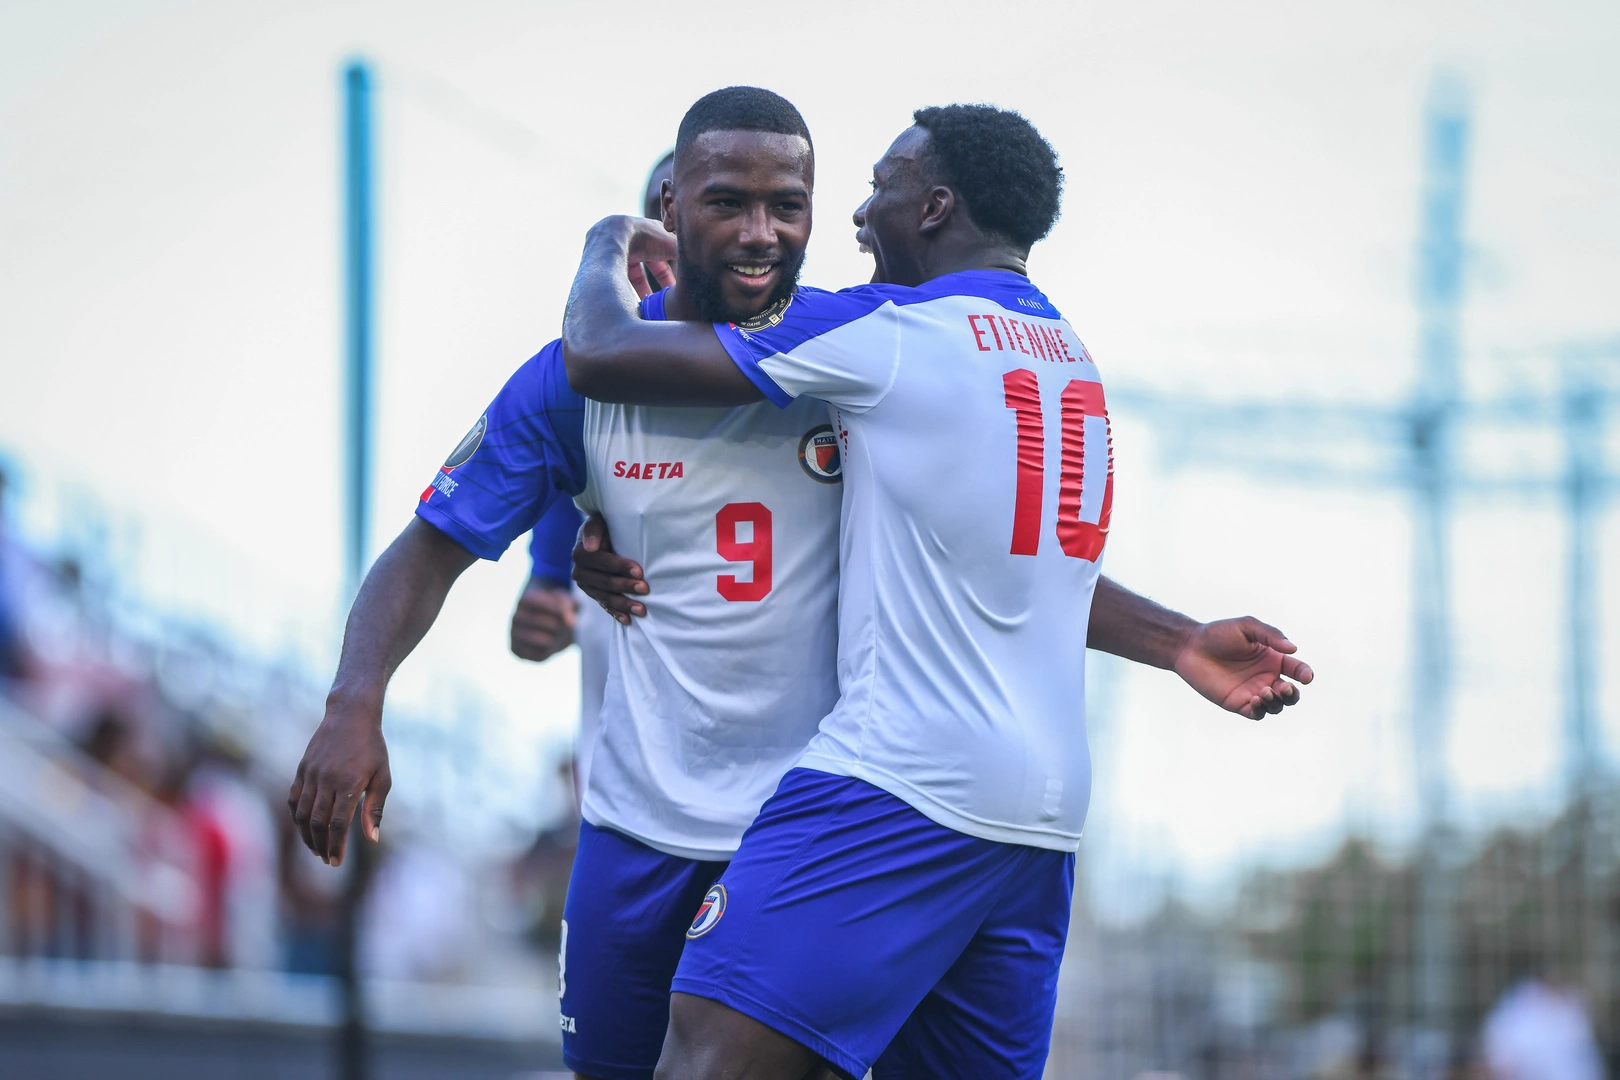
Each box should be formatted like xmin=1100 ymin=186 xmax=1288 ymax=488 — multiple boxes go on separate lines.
xmin=664 ymin=130 xmax=813 ymax=322
xmin=853 ymin=125 xmax=935 ymax=287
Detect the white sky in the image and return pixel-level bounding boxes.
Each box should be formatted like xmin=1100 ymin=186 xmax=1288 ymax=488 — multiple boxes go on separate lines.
xmin=2 ymin=0 xmax=1617 ymax=893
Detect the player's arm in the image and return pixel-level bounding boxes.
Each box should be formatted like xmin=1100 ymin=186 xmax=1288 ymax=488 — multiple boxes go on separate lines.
xmin=562 ymin=215 xmax=763 ymax=406
xmin=289 ymin=519 xmax=474 ymax=866
xmin=1088 ymin=577 xmax=1314 ymax=720
xmin=510 ymin=500 xmax=582 ymax=662
xmin=290 ymin=343 xmax=587 ymax=866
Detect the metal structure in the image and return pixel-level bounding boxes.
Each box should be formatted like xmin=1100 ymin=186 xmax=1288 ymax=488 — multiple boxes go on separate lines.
xmin=1105 ymin=74 xmax=1618 ymax=1069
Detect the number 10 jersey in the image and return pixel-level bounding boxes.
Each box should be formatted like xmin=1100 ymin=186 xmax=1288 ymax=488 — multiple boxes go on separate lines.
xmin=574 ymin=289 xmax=842 ymax=861
xmin=716 ymin=270 xmax=1113 ymax=853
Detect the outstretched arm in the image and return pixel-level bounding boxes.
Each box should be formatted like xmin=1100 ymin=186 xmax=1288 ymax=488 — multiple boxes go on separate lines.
xmin=561 ymin=215 xmax=762 ymax=406
xmin=288 ymin=519 xmax=476 ymax=866
xmin=1088 ymin=577 xmax=1313 ymax=720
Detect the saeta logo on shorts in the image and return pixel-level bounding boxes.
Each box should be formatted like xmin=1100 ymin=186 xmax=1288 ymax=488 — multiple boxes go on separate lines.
xmin=687 ymin=884 xmax=727 ymax=939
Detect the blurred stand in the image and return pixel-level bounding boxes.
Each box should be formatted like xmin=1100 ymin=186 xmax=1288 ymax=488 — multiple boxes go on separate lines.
xmin=0 ymin=464 xmax=568 ymax=1075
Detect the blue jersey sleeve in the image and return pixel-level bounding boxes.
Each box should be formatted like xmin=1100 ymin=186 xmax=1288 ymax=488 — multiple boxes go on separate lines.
xmin=527 ymin=497 xmax=583 ymax=588
xmin=415 ymin=341 xmax=587 ymax=561
xmin=712 ymin=285 xmax=905 ymax=412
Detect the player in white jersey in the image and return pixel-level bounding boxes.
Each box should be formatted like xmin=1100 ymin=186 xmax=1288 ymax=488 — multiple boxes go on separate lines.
xmin=287 ymin=90 xmax=855 ymax=1080
xmin=562 ymin=104 xmax=1313 ymax=1080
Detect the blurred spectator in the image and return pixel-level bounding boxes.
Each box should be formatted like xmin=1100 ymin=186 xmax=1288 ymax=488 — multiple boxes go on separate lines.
xmin=1482 ymin=977 xmax=1604 ymax=1080
xmin=186 ymin=736 xmax=278 ymax=969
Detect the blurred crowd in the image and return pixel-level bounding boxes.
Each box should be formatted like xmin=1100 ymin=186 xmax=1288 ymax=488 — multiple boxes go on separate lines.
xmin=0 ymin=463 xmax=576 ymax=984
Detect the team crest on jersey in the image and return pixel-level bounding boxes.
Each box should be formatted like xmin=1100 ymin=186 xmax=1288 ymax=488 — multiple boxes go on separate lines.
xmin=686 ymin=884 xmax=727 ymax=939
xmin=798 ymin=425 xmax=842 ymax=483
xmin=443 ymin=414 xmax=487 ymax=470
xmin=732 ymin=295 xmax=793 ymax=333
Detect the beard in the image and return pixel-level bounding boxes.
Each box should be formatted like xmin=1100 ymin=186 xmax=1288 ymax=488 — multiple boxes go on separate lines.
xmin=678 ymin=246 xmax=805 ymax=324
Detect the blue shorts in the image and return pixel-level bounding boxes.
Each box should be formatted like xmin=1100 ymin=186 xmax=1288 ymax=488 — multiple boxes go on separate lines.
xmin=672 ymin=768 xmax=1075 ymax=1080
xmin=560 ymin=819 xmax=727 ymax=1080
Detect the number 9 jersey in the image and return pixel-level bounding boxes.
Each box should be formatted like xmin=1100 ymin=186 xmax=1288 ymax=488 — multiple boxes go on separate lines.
xmin=715 ymin=270 xmax=1113 ymax=853
xmin=574 ymin=288 xmax=842 ymax=861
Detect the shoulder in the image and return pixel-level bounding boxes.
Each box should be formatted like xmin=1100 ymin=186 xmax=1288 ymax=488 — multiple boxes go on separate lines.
xmin=728 ymin=285 xmax=906 ymax=354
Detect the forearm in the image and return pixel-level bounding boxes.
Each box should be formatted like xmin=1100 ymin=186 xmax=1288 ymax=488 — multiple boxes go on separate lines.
xmin=327 ymin=519 xmax=476 ymax=711
xmin=1086 ymin=576 xmax=1198 ymax=669
xmin=561 ymin=217 xmax=761 ymax=405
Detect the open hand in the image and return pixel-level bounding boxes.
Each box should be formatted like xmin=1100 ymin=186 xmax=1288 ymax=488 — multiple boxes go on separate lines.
xmin=571 ymin=513 xmax=648 ymax=624
xmin=1172 ymin=617 xmax=1314 ymax=720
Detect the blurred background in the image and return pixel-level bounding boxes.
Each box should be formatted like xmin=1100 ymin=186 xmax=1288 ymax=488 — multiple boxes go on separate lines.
xmin=1 ymin=1 xmax=1617 ymax=1077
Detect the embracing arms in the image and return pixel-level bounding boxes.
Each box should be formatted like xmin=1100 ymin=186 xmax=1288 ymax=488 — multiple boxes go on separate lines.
xmin=287 ymin=519 xmax=476 ymax=866
xmin=572 ymin=515 xmax=1312 ymax=721
xmin=561 ymin=216 xmax=761 ymax=406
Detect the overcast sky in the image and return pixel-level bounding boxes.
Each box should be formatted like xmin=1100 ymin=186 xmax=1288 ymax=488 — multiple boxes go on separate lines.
xmin=2 ymin=0 xmax=1617 ymax=893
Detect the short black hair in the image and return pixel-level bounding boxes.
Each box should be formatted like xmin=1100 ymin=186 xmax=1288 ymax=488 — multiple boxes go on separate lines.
xmin=675 ymin=87 xmax=812 ymax=161
xmin=911 ymin=104 xmax=1062 ymax=248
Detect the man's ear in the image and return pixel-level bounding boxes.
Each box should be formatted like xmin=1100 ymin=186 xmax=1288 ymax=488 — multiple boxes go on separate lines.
xmin=660 ymin=180 xmax=677 ymax=233
xmin=918 ymin=185 xmax=955 ymax=237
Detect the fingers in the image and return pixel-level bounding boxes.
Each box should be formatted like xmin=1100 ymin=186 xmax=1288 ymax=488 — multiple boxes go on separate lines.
xmin=577 ymin=514 xmax=608 ymax=554
xmin=650 ymin=260 xmax=677 ymax=288
xmin=305 ymin=786 xmax=338 ymax=865
xmin=1242 ymin=616 xmax=1296 ymax=654
xmin=579 ymin=582 xmax=645 ymax=624
xmin=1280 ymin=654 xmax=1314 ymax=684
xmin=627 ymin=261 xmax=653 ymax=299
xmin=365 ymin=766 xmax=390 ymax=843
xmin=325 ymin=789 xmax=360 ymax=867
xmin=293 ymin=766 xmax=321 ymax=854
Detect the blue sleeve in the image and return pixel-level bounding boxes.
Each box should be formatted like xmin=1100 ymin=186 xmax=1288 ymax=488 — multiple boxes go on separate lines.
xmin=414 ymin=341 xmax=587 ymax=561
xmin=527 ymin=498 xmax=583 ymax=587
xmin=713 ymin=285 xmax=905 ymax=412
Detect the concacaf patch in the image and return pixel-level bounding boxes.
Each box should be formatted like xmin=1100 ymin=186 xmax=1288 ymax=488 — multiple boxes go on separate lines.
xmin=686 ymin=884 xmax=727 ymax=939
xmin=421 ymin=413 xmax=488 ymax=502
xmin=443 ymin=414 xmax=487 ymax=469
xmin=798 ymin=424 xmax=842 ymax=483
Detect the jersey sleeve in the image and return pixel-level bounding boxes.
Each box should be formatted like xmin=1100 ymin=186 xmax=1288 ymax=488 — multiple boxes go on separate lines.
xmin=415 ymin=341 xmax=587 ymax=561
xmin=527 ymin=497 xmax=583 ymax=588
xmin=712 ymin=286 xmax=904 ymax=412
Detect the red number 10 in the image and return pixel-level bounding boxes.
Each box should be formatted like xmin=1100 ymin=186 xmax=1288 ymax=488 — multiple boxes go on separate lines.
xmin=1002 ymin=369 xmax=1113 ymax=561
xmin=717 ymin=502 xmax=773 ymax=601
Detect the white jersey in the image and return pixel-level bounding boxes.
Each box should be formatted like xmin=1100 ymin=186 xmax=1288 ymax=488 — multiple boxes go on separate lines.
xmin=571 ymin=590 xmax=611 ymax=800
xmin=716 ymin=270 xmax=1113 ymax=852
xmin=575 ymin=296 xmax=843 ymax=860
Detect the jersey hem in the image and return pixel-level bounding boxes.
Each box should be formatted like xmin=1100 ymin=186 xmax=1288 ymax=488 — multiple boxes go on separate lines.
xmin=795 ymin=754 xmax=1083 ymax=853
xmin=579 ymin=803 xmax=740 ymax=863
xmin=413 ymin=503 xmax=506 ymax=561
xmin=668 ymin=978 xmax=865 ymax=1080
xmin=713 ymin=324 xmax=794 ymax=407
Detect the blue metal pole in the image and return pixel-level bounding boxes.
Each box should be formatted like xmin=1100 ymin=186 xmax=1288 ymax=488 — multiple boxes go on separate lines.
xmin=345 ymin=59 xmax=374 ymax=600
xmin=340 ymin=56 xmax=374 ymax=1080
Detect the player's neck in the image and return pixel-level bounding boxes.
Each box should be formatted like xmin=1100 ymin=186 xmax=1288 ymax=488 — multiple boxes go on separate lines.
xmin=662 ymin=283 xmax=701 ymax=322
xmin=921 ymin=237 xmax=1029 ymax=282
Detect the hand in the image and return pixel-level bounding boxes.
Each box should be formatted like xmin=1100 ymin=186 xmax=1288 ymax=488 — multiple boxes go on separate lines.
xmin=510 ymin=581 xmax=578 ymax=662
xmin=571 ymin=513 xmax=648 ymax=625
xmin=604 ymin=215 xmax=676 ymax=298
xmin=1171 ymin=617 xmax=1314 ymax=720
xmin=287 ymin=694 xmax=391 ymax=866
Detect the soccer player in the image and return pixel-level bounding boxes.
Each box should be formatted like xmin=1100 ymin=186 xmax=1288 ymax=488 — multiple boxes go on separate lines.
xmin=561 ymin=104 xmax=1314 ymax=1080
xmin=289 ymin=92 xmax=848 ymax=1080
xmin=509 ymin=153 xmax=675 ymax=807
